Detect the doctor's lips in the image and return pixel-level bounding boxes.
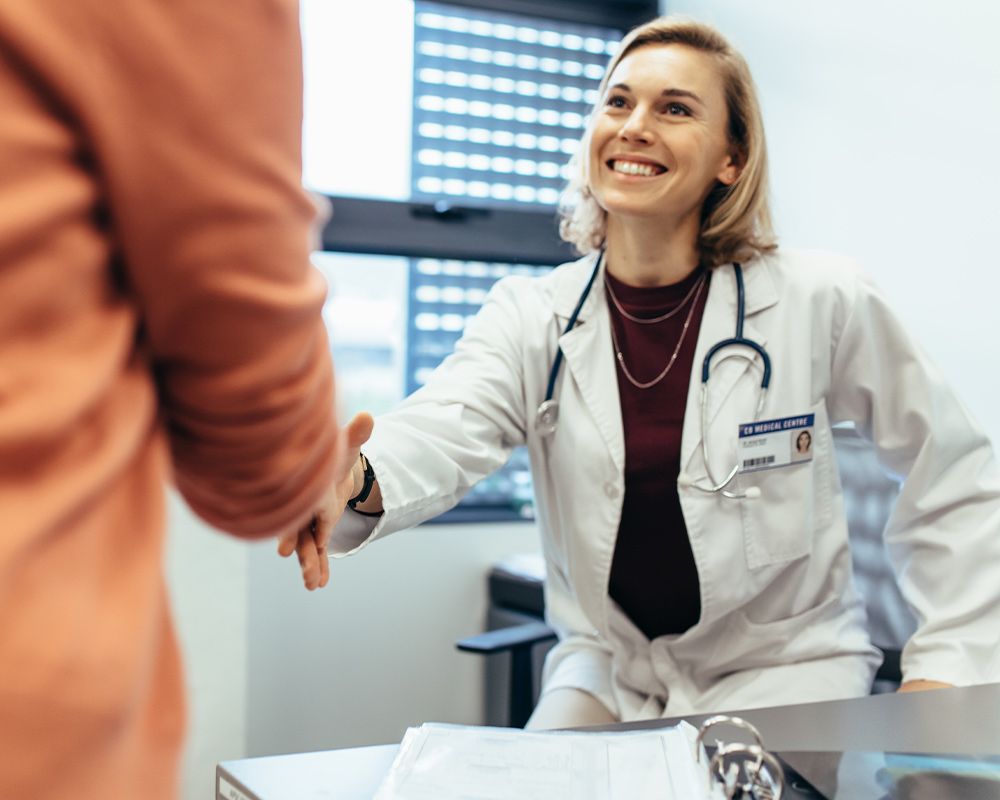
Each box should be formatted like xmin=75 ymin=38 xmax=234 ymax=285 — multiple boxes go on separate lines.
xmin=607 ymin=157 xmax=668 ymax=177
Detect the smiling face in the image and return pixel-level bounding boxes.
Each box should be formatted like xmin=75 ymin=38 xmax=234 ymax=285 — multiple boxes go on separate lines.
xmin=588 ymin=43 xmax=740 ymax=231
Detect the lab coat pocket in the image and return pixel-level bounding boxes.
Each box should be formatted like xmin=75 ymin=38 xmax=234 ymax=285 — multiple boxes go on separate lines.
xmin=729 ymin=594 xmax=843 ymax=667
xmin=739 ymin=401 xmax=834 ymax=570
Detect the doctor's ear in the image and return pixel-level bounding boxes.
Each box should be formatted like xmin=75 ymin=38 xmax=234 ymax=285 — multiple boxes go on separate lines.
xmin=717 ymin=153 xmax=743 ymax=187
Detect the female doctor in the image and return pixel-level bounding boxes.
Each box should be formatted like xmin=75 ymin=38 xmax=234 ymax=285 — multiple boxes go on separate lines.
xmin=281 ymin=16 xmax=1000 ymax=728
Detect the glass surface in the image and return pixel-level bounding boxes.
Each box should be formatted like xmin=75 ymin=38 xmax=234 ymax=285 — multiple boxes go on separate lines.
xmin=779 ymin=750 xmax=1000 ymax=799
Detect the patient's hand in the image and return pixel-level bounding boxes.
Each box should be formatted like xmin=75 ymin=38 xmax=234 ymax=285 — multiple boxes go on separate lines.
xmin=277 ymin=412 xmax=374 ymax=590
xmin=898 ymin=679 xmax=954 ymax=693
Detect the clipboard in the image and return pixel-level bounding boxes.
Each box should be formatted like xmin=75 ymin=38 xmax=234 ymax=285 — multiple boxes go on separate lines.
xmin=372 ymin=710 xmax=1000 ymax=799
xmin=375 ymin=714 xmax=810 ymax=799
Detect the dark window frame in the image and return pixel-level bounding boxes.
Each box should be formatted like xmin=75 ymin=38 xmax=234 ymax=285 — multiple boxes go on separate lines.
xmin=430 ymin=0 xmax=656 ymax=30
xmin=320 ymin=196 xmax=576 ymax=266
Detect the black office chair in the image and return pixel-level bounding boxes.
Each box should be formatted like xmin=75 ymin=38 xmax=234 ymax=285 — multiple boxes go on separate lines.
xmin=458 ymin=426 xmax=915 ymax=727
xmin=457 ymin=619 xmax=557 ymax=729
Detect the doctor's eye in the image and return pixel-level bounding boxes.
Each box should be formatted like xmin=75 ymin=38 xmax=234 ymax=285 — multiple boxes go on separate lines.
xmin=664 ymin=102 xmax=692 ymax=117
xmin=605 ymin=93 xmax=629 ymax=109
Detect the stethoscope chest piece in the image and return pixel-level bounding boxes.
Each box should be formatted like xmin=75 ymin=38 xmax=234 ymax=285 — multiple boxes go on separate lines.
xmin=535 ymin=399 xmax=559 ymax=436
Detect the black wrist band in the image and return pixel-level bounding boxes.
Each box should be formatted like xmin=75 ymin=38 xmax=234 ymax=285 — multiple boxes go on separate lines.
xmin=347 ymin=452 xmax=375 ymax=510
xmin=350 ymin=508 xmax=383 ymax=518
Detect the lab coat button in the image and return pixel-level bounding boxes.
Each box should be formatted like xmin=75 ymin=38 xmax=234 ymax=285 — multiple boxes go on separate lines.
xmin=604 ymin=482 xmax=619 ymax=499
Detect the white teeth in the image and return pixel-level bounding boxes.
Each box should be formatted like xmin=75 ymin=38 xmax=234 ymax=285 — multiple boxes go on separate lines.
xmin=612 ymin=160 xmax=661 ymax=177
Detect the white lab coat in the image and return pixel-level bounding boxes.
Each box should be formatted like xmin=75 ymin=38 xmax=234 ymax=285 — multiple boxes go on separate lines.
xmin=331 ymin=248 xmax=1000 ymax=720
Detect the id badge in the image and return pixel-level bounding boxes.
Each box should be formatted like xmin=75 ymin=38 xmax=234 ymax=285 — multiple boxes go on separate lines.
xmin=738 ymin=414 xmax=815 ymax=473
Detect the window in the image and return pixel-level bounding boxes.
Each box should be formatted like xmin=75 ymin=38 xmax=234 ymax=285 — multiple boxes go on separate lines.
xmin=304 ymin=0 xmax=657 ymax=521
xmin=410 ymin=1 xmax=617 ymax=208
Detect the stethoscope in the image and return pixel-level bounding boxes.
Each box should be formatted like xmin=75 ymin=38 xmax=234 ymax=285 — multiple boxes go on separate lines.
xmin=535 ymin=252 xmax=772 ymax=500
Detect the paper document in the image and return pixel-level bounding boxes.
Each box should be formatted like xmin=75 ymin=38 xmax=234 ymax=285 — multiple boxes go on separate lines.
xmin=374 ymin=721 xmax=722 ymax=799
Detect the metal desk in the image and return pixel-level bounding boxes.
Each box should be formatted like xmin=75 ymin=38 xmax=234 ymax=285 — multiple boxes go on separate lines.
xmin=217 ymin=682 xmax=1000 ymax=799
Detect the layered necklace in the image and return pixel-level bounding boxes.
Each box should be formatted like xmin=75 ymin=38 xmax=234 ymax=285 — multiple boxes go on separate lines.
xmin=605 ymin=269 xmax=707 ymax=390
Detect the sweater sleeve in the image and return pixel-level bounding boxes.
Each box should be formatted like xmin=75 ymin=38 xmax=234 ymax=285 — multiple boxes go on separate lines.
xmin=2 ymin=0 xmax=342 ymax=536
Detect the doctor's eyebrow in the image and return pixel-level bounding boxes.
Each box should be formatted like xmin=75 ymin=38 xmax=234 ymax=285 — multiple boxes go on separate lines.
xmin=607 ymin=83 xmax=705 ymax=106
xmin=659 ymin=87 xmax=704 ymax=104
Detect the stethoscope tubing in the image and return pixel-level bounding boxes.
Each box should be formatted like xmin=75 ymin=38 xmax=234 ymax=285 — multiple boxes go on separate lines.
xmin=695 ymin=263 xmax=770 ymax=498
xmin=543 ymin=251 xmax=604 ymax=404
xmin=699 ymin=261 xmax=771 ymax=390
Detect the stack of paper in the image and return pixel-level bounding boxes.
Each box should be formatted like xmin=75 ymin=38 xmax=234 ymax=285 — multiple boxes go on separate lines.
xmin=374 ymin=721 xmax=721 ymax=799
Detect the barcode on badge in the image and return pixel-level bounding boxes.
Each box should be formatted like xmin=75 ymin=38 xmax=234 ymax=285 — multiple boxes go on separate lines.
xmin=742 ymin=455 xmax=775 ymax=469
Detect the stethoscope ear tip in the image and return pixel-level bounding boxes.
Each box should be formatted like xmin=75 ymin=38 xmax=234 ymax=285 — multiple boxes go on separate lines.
xmin=743 ymin=486 xmax=762 ymax=500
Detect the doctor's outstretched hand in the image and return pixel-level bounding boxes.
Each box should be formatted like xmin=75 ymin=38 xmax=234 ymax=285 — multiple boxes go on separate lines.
xmin=278 ymin=411 xmax=375 ymax=591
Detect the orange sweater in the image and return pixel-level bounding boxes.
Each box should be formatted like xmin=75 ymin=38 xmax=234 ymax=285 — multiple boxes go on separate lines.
xmin=0 ymin=1 xmax=340 ymax=796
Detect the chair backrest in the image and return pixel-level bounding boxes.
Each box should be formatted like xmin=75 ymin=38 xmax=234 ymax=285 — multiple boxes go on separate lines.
xmin=832 ymin=426 xmax=917 ymax=686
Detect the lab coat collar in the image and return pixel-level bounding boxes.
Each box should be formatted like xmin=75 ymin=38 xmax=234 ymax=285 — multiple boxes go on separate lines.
xmin=552 ymin=251 xmax=779 ymax=319
xmin=552 ymin=251 xmax=605 ymax=323
xmin=554 ymin=253 xmax=625 ymax=470
xmin=680 ymin=256 xmax=779 ymax=472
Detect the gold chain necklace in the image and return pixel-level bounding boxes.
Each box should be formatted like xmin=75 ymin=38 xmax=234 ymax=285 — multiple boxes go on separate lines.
xmin=604 ymin=269 xmax=705 ymax=324
xmin=608 ymin=275 xmax=707 ymax=390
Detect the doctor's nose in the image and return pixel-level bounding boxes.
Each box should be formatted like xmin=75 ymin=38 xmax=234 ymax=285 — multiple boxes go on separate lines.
xmin=618 ymin=109 xmax=653 ymax=144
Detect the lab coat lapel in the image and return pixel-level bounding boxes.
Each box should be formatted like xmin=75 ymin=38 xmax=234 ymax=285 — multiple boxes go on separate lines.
xmin=680 ymin=260 xmax=778 ymax=472
xmin=553 ymin=254 xmax=625 ymax=471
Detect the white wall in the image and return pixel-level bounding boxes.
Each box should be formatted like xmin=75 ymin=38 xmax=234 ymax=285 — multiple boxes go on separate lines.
xmin=661 ymin=0 xmax=1000 ymax=446
xmin=244 ymin=521 xmax=540 ymax=756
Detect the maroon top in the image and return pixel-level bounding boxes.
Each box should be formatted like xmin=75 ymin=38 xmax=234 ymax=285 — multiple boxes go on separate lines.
xmin=605 ymin=267 xmax=710 ymax=640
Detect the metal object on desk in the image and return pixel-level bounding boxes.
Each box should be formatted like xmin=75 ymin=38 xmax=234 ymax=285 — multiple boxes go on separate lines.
xmin=697 ymin=715 xmax=786 ymax=799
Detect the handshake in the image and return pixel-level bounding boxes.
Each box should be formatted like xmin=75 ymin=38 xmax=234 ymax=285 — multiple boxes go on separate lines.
xmin=277 ymin=411 xmax=379 ymax=590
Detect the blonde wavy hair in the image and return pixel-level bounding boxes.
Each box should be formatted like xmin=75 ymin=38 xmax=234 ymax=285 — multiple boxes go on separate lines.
xmin=558 ymin=16 xmax=777 ymax=266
